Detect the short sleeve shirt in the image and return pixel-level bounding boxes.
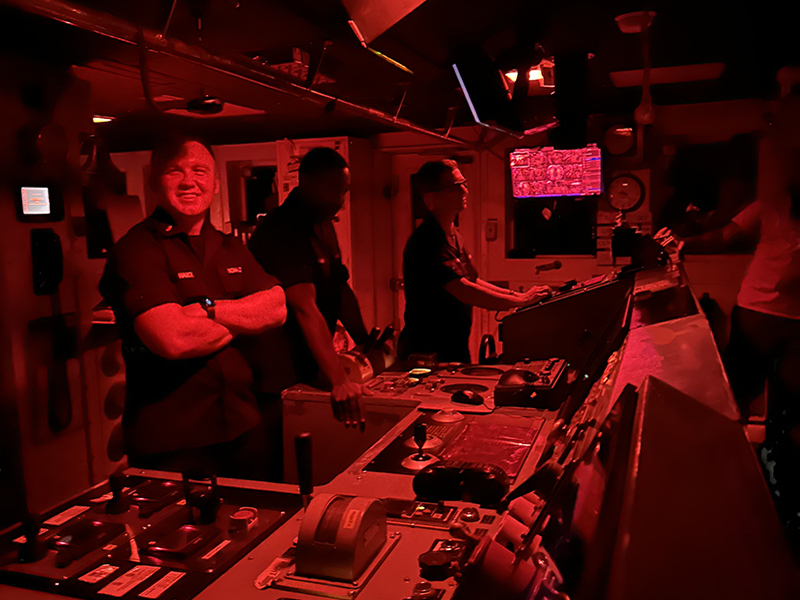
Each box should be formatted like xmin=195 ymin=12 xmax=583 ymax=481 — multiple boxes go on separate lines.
xmin=399 ymin=215 xmax=479 ymax=363
xmin=733 ymin=198 xmax=800 ymax=319
xmin=99 ymin=208 xmax=284 ymax=455
xmin=248 ymin=188 xmax=350 ymax=382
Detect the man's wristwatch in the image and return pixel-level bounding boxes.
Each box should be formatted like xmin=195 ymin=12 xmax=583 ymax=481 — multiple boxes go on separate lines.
xmin=197 ymin=296 xmax=216 ymax=320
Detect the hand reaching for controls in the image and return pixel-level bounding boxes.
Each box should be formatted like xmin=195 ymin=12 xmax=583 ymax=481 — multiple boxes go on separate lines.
xmin=331 ymin=380 xmax=370 ymax=430
xmin=654 ymin=227 xmax=685 ymax=255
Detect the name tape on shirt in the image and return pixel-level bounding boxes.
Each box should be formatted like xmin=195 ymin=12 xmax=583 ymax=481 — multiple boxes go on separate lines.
xmin=226 ymin=266 xmax=242 ymax=274
xmin=177 ymin=272 xmax=194 ymax=279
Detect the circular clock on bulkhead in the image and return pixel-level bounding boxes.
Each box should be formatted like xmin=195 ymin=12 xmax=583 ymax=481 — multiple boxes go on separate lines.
xmin=607 ymin=173 xmax=645 ymax=212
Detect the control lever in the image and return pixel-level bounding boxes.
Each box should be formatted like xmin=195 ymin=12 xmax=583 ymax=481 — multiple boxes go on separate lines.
xmin=295 ymin=433 xmax=313 ymax=510
xmin=414 ymin=422 xmax=428 ymax=460
xmin=362 ymin=327 xmax=381 ymax=354
xmin=535 ymin=260 xmax=562 ymax=274
xmin=374 ymin=325 xmax=395 ymax=349
xmin=17 ymin=515 xmax=46 ymax=563
xmin=402 ymin=422 xmax=438 ymax=471
xmin=478 ymin=334 xmax=498 ymax=365
xmin=447 ymin=521 xmax=483 ymax=569
xmin=105 ymin=470 xmax=129 ymax=515
xmin=367 ymin=325 xmax=396 ymax=376
xmin=448 ymin=521 xmax=481 ymax=544
xmin=182 ymin=473 xmax=222 ymax=525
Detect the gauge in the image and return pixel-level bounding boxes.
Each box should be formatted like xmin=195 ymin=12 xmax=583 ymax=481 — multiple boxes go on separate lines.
xmin=607 ymin=173 xmax=645 ymax=212
xmin=603 ymin=124 xmax=635 ymax=155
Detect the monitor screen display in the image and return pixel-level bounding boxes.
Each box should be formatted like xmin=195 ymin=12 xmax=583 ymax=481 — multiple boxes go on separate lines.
xmin=510 ymin=144 xmax=602 ymax=198
xmin=21 ymin=187 xmax=51 ymax=215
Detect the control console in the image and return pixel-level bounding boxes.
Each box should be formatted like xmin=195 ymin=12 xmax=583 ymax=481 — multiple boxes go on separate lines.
xmin=0 ymin=473 xmax=300 ymax=600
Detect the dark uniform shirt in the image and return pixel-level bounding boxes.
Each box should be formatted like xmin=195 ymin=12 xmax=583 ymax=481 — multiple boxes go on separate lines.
xmin=248 ymin=188 xmax=350 ymax=383
xmin=99 ymin=208 xmax=288 ymax=457
xmin=399 ymin=215 xmax=479 ymax=363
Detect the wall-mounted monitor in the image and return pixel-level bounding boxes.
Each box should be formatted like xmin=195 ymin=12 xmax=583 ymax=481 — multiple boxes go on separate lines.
xmin=16 ymin=183 xmax=64 ymax=222
xmin=510 ymin=144 xmax=602 ymax=198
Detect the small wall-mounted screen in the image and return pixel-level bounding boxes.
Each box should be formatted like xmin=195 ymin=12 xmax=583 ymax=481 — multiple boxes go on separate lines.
xmin=21 ymin=187 xmax=51 ymax=215
xmin=510 ymin=144 xmax=602 ymax=198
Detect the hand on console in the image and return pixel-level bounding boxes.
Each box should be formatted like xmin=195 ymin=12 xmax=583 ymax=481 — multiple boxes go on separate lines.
xmin=517 ymin=284 xmax=553 ymax=306
xmin=331 ymin=380 xmax=370 ymax=430
xmin=654 ymin=227 xmax=685 ymax=256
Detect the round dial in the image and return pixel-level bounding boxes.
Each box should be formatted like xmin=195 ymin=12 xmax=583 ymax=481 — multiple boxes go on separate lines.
xmin=607 ymin=174 xmax=645 ymax=212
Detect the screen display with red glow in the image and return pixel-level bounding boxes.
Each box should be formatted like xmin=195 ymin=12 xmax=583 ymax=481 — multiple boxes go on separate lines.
xmin=510 ymin=144 xmax=602 ymax=198
xmin=21 ymin=187 xmax=51 ymax=215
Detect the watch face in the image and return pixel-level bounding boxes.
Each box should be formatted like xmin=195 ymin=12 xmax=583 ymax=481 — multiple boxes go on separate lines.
xmin=607 ymin=174 xmax=645 ymax=212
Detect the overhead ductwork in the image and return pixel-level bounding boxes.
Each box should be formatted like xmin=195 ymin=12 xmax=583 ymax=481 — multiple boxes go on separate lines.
xmin=4 ymin=0 xmax=473 ymax=147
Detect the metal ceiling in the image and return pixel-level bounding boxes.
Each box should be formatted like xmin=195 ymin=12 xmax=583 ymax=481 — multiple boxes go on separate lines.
xmin=0 ymin=0 xmax=796 ymax=151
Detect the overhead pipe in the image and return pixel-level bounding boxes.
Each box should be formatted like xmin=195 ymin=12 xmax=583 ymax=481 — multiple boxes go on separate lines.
xmin=4 ymin=0 xmax=475 ymax=148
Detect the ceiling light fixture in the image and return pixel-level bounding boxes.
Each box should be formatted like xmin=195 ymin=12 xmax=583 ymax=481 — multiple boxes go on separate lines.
xmin=505 ymin=68 xmax=544 ymax=83
xmin=92 ymin=116 xmax=114 ymax=123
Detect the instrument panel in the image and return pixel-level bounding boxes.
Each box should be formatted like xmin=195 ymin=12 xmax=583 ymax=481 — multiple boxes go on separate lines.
xmin=0 ymin=475 xmax=300 ymax=600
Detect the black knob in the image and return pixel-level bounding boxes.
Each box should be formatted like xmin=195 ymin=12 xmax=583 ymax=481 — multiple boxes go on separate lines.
xmin=191 ymin=489 xmax=221 ymax=525
xmin=418 ymin=550 xmax=453 ymax=581
xmin=17 ymin=515 xmax=46 ymax=563
xmin=294 ymin=433 xmax=313 ymax=499
xmin=413 ymin=422 xmax=428 ymax=458
xmin=411 ymin=581 xmax=438 ymax=599
xmin=106 ymin=471 xmax=129 ymax=515
xmin=413 ymin=464 xmax=461 ymax=502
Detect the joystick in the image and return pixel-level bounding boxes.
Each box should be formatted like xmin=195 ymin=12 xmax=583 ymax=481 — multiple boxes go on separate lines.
xmin=295 ymin=433 xmax=314 ymax=511
xmin=401 ymin=422 xmax=438 ymax=471
xmin=414 ymin=422 xmax=428 ymax=459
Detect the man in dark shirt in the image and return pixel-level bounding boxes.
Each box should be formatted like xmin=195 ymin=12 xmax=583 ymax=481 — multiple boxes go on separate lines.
xmin=248 ymin=148 xmax=369 ymax=428
xmin=100 ymin=135 xmax=287 ymax=478
xmin=399 ymin=160 xmax=551 ymax=363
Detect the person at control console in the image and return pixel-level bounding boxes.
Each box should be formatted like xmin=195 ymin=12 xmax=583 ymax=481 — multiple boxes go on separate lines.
xmin=398 ymin=160 xmax=551 ymax=363
xmin=248 ymin=147 xmax=370 ymax=429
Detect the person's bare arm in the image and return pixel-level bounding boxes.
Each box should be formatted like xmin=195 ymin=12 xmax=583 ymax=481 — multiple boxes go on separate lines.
xmin=445 ymin=278 xmax=551 ymax=310
xmin=214 ymin=287 xmax=287 ymax=335
xmin=472 ymin=278 xmax=518 ymax=296
xmin=134 ymin=303 xmax=232 ymax=360
xmin=657 ymin=200 xmax=759 ymax=254
xmin=656 ymin=222 xmax=750 ymax=254
xmin=472 ymin=277 xmax=553 ymax=298
xmin=682 ymin=222 xmax=749 ymax=253
xmin=285 ymin=283 xmax=366 ymax=428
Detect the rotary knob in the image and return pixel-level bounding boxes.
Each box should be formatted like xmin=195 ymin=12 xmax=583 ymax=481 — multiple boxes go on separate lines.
xmin=459 ymin=507 xmax=480 ymax=522
xmin=411 ymin=581 xmax=438 ymax=599
xmin=418 ymin=550 xmax=453 ymax=581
